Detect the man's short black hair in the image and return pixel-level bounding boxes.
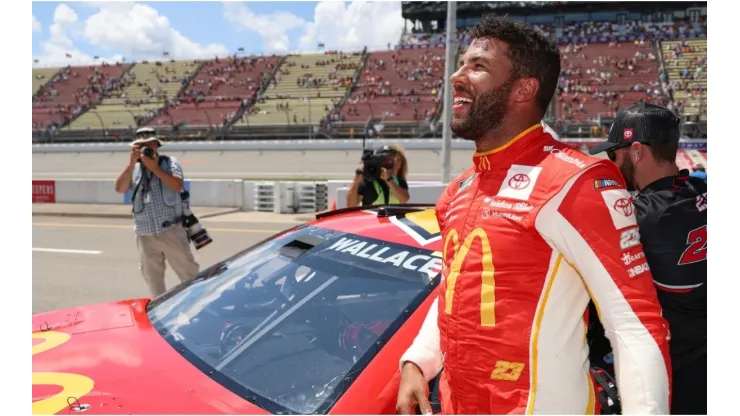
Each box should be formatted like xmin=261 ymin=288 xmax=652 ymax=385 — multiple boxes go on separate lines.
xmin=469 ymin=14 xmax=561 ymax=117
xmin=648 ymin=141 xmax=679 ymax=164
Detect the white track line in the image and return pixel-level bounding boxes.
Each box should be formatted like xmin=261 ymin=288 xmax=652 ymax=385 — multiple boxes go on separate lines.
xmin=32 ymin=248 xmax=102 ymax=255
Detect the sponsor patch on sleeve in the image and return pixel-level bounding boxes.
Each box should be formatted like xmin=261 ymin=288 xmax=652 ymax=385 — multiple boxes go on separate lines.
xmin=600 ymin=189 xmax=638 ymax=230
xmin=593 ymin=178 xmax=621 ymax=189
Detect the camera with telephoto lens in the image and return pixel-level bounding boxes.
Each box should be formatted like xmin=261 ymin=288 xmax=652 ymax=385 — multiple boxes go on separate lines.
xmin=162 ymin=191 xmax=213 ymax=250
xmin=360 ymin=147 xmax=395 ymax=182
xmin=141 ymin=147 xmax=155 ymax=159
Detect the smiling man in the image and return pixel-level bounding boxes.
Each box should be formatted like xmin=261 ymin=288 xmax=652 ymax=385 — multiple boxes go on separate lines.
xmin=395 ymin=15 xmax=672 ymax=415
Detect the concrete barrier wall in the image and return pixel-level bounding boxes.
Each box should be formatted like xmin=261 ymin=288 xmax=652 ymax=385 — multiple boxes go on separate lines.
xmin=54 ymin=179 xmax=123 ymax=204
xmin=47 ymin=179 xmax=245 ymax=208
xmin=34 ymin=177 xmax=446 ymax=214
xmin=188 ymin=180 xmax=243 ymax=208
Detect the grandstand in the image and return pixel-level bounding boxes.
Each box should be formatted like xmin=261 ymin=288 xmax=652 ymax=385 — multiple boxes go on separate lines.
xmin=555 ymin=41 xmax=665 ymax=123
xmin=69 ymin=60 xmax=200 ymax=131
xmin=341 ymin=47 xmax=444 ymax=125
xmin=148 ymin=55 xmax=280 ymax=129
xmin=660 ymin=38 xmax=707 ymax=122
xmin=32 ymin=68 xmax=60 ymax=95
xmin=32 ymin=63 xmax=130 ymax=131
xmin=236 ymin=52 xmax=362 ymax=127
xmin=31 ymin=1 xmax=707 ymax=144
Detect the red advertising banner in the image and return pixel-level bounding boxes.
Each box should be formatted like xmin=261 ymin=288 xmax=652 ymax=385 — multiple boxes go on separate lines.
xmin=33 ymin=180 xmax=56 ymax=203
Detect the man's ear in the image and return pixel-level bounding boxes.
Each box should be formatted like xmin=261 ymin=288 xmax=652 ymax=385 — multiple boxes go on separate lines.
xmin=513 ymin=78 xmax=539 ymax=104
xmin=630 ymin=142 xmax=646 ymax=162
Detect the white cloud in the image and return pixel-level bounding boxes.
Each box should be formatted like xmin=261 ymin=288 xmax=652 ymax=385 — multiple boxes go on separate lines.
xmin=32 ymin=4 xmax=113 ymax=68
xmin=223 ymin=1 xmax=405 ymax=54
xmin=84 ymin=2 xmax=228 ymax=60
xmin=32 ymin=15 xmax=41 ymax=32
xmin=32 ymin=2 xmax=228 ymax=68
xmin=298 ymin=1 xmax=405 ymax=53
xmin=223 ymin=2 xmax=306 ymax=53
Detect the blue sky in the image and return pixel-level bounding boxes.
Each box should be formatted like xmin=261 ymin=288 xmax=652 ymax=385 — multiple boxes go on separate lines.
xmin=32 ymin=1 xmax=409 ymax=68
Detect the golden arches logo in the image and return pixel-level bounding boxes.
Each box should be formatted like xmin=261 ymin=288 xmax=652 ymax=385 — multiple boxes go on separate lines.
xmin=443 ymin=228 xmax=496 ymax=326
xmin=32 ymin=331 xmax=95 ymax=415
xmin=477 ymin=156 xmax=492 ymax=171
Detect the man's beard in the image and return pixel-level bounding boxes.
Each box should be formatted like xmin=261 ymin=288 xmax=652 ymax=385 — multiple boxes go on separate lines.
xmin=619 ymin=156 xmax=638 ymax=192
xmin=450 ymin=78 xmax=515 ymax=142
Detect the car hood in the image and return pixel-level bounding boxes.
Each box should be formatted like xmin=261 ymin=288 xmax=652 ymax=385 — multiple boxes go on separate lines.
xmin=32 ymin=299 xmax=268 ymax=415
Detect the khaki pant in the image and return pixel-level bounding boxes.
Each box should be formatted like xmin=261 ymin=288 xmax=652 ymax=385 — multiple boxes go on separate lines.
xmin=136 ymin=225 xmax=200 ymax=297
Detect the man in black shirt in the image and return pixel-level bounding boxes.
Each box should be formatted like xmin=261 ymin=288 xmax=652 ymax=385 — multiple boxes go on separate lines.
xmin=588 ymin=102 xmax=707 ymax=415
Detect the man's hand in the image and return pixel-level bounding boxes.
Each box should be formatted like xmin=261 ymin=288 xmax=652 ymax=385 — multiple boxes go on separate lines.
xmin=139 ymin=152 xmax=158 ymax=170
xmin=396 ymin=362 xmax=432 ymax=415
xmin=129 ymin=147 xmax=140 ymax=166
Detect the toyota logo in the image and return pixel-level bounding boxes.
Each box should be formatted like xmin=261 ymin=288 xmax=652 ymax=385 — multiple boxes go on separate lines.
xmin=614 ymin=198 xmax=634 ymax=216
xmin=508 ymin=173 xmax=531 ymax=190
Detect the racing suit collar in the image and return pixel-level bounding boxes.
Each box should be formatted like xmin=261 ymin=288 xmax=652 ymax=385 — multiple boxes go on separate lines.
xmin=472 ymin=123 xmax=544 ymax=172
xmin=639 ymin=169 xmax=692 ymax=194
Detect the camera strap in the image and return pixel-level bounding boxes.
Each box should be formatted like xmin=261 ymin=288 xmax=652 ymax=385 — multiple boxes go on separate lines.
xmin=130 ymin=156 xmax=169 ymax=212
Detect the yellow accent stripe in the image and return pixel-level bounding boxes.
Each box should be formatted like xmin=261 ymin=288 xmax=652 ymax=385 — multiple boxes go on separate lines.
xmin=564 ymin=257 xmax=603 ymax=321
xmin=586 ymin=371 xmax=596 ymax=414
xmin=526 ymin=254 xmax=563 ymax=414
xmin=565 ymin=257 xmax=598 ymax=415
xmin=474 ymin=123 xmax=542 ymax=157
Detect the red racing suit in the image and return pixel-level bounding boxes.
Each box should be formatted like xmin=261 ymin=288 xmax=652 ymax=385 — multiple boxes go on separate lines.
xmin=400 ymin=123 xmax=671 ymax=414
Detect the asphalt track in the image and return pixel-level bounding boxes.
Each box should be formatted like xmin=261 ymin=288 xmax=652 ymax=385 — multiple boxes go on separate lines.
xmin=32 ymin=149 xmax=482 ymax=181
xmin=32 ymin=215 xmax=295 ymax=314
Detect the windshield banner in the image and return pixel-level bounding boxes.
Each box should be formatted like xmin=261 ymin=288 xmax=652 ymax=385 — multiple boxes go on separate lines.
xmin=317 ymin=235 xmax=442 ymax=282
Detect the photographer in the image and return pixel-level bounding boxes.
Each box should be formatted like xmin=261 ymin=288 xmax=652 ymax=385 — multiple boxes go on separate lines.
xmin=114 ymin=129 xmax=200 ymax=297
xmin=346 ymin=144 xmax=410 ymax=207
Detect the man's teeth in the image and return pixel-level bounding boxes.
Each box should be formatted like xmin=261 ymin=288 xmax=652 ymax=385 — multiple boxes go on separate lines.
xmin=454 ymin=98 xmax=473 ymax=105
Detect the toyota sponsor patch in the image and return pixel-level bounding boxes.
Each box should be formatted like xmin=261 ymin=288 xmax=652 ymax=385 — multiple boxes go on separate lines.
xmin=496 ymin=164 xmax=542 ymax=201
xmin=600 ymin=189 xmax=638 ymax=230
xmin=623 ymin=128 xmax=634 ymax=141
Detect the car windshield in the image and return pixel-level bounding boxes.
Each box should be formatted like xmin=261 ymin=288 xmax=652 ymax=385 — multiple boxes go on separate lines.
xmin=146 ymin=224 xmax=441 ymax=414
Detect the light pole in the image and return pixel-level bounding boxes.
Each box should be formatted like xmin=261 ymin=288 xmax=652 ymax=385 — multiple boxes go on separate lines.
xmin=441 ymin=1 xmax=457 ymax=184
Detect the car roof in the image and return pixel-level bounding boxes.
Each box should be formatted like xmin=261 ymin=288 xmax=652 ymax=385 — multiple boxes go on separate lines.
xmin=307 ymin=205 xmax=443 ymax=253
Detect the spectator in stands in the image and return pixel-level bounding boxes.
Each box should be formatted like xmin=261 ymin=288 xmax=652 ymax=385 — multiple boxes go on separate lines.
xmin=114 ymin=127 xmax=200 ymax=297
xmin=346 ymin=144 xmax=409 ymax=207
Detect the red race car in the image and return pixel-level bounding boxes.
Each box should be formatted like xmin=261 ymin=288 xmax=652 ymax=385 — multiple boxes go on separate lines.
xmin=32 ymin=205 xmax=447 ymax=415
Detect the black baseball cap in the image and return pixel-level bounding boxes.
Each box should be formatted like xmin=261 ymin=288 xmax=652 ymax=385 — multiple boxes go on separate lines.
xmin=588 ymin=102 xmax=680 ymax=155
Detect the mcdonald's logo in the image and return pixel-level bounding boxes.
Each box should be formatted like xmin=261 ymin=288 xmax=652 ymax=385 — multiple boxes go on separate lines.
xmin=32 ymin=331 xmax=95 ymax=415
xmin=443 ymin=227 xmax=496 ymax=326
xmin=477 ymin=155 xmax=492 ymax=171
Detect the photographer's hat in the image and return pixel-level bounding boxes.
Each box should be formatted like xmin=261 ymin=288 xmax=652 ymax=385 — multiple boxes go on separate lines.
xmin=130 ymin=127 xmax=165 ymax=147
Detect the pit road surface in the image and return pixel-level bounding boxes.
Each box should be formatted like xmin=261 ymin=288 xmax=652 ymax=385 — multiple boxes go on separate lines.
xmin=32 ymin=215 xmax=295 ymax=314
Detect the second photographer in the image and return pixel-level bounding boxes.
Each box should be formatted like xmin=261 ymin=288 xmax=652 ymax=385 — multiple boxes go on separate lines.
xmin=347 ymin=144 xmax=410 ymax=207
xmin=114 ymin=129 xmax=201 ymax=297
